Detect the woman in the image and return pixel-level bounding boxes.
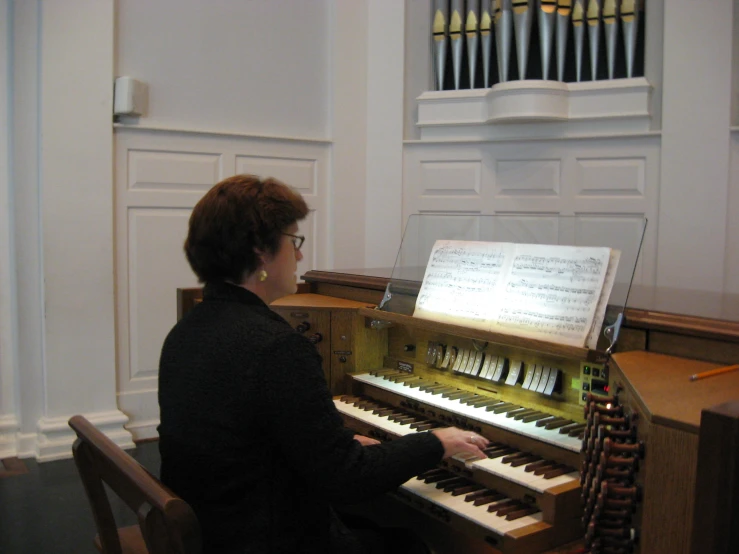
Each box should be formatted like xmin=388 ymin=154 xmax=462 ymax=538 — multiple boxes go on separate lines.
xmin=158 ymin=174 xmax=489 ymax=553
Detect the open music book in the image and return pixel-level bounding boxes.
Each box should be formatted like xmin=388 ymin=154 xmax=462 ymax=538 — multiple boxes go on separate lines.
xmin=413 ymin=240 xmax=620 ymax=349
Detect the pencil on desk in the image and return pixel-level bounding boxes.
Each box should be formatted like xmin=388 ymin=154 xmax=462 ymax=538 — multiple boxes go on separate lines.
xmin=689 ymin=364 xmax=739 ymax=382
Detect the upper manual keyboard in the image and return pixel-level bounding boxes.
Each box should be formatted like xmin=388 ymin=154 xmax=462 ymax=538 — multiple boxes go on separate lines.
xmin=351 ymin=372 xmax=583 ymax=452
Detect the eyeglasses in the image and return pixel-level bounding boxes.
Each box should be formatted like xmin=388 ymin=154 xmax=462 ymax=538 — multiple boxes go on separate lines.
xmin=282 ymin=232 xmax=305 ymax=251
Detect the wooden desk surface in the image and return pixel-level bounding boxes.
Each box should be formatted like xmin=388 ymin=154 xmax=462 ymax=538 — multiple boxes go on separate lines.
xmin=611 ymin=350 xmax=739 ymax=433
xmin=272 ymin=293 xmax=375 ymax=309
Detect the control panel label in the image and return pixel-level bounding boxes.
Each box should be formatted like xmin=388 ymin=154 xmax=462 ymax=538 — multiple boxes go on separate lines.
xmin=397 ymin=361 xmax=414 ymax=373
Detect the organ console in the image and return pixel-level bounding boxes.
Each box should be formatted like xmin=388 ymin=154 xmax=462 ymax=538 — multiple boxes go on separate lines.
xmin=177 ymin=220 xmax=739 ymax=553
xmin=177 ymin=276 xmax=739 ymax=553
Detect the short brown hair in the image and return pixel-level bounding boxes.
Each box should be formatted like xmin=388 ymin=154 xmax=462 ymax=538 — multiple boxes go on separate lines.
xmin=184 ymin=175 xmax=308 ymax=283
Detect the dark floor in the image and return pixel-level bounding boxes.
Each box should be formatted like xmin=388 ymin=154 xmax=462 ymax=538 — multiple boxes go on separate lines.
xmin=0 ymin=441 xmax=160 ymax=554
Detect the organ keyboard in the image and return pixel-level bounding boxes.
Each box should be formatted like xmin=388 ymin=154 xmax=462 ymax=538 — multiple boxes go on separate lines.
xmin=349 ymin=371 xmax=583 ymax=452
xmin=178 ymin=272 xmax=739 ymax=553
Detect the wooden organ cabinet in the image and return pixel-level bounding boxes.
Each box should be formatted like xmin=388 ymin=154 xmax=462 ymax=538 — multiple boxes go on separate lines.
xmin=178 ymin=287 xmax=385 ymax=395
xmin=177 ymin=273 xmax=739 ymax=554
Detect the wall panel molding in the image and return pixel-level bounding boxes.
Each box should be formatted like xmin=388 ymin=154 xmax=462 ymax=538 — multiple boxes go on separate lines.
xmin=403 ymin=136 xmax=659 ymax=290
xmin=114 ymin=128 xmax=330 ymax=439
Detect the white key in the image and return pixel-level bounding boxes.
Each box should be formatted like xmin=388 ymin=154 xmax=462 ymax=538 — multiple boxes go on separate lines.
xmin=353 ymin=373 xmax=582 ymax=452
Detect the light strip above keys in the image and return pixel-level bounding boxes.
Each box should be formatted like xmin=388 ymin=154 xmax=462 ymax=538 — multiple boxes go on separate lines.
xmin=352 ymin=373 xmax=582 ymax=452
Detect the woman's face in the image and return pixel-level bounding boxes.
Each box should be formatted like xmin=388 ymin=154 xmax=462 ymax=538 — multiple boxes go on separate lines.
xmin=262 ymin=222 xmax=304 ymax=303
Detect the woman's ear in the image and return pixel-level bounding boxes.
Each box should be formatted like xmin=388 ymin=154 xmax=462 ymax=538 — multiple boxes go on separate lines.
xmin=253 ymin=247 xmax=272 ymax=267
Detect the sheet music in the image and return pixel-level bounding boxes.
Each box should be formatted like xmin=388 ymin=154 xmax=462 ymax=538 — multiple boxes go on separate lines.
xmin=413 ymin=240 xmax=615 ymax=348
xmin=491 ymin=243 xmax=611 ymax=347
xmin=413 ymin=241 xmax=509 ymax=330
xmin=586 ymin=249 xmax=621 ymax=349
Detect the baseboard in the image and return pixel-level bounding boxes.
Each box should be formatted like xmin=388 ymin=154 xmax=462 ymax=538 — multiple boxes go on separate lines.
xmin=0 ymin=414 xmax=19 ymax=459
xmin=125 ymin=418 xmax=160 ymax=442
xmin=35 ymin=410 xmax=135 ymax=462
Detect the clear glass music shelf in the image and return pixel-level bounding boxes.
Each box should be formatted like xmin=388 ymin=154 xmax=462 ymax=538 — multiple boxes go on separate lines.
xmin=376 ymin=214 xmax=647 ymax=355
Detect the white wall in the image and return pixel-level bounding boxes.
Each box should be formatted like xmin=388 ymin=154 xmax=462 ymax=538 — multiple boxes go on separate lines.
xmin=115 ymin=0 xmax=331 ymax=138
xmin=657 ymin=0 xmax=733 ymax=291
xmin=113 ymin=0 xmax=337 ymax=437
xmin=0 ymin=0 xmax=18 ymax=458
xmin=2 ymin=0 xmax=738 ymax=459
xmin=401 ymin=0 xmax=738 ymax=294
xmin=364 ymin=0 xmax=405 ymax=268
xmin=1 ymin=0 xmax=132 ymax=461
xmin=330 ymin=0 xmax=369 ymax=269
xmin=8 ymin=0 xmax=45 ymax=459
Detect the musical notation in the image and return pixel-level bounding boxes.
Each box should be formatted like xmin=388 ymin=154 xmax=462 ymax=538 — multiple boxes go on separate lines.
xmin=413 ymin=240 xmax=616 ymax=348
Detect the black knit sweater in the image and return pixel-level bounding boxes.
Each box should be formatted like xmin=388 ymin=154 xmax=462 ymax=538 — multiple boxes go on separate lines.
xmin=158 ymin=282 xmax=443 ymax=553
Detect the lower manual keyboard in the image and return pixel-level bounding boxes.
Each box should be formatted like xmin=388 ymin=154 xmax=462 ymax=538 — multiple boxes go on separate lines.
xmin=395 ymin=469 xmax=579 ymax=554
xmin=334 ymin=396 xmax=578 ymax=495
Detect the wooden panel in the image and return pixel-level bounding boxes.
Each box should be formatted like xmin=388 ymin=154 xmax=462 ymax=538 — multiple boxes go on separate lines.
xmin=128 ymin=150 xmax=220 ymax=191
xmin=640 ymin=424 xmax=699 ymax=554
xmin=625 ymin=307 xmax=739 ymax=343
xmin=609 ymin=351 xmax=739 ymax=554
xmin=349 ymin=312 xmax=387 ymax=374
xmin=648 ymin=331 xmax=739 ymax=365
xmin=177 ymin=288 xmax=202 ymax=320
xmin=611 ymin=351 xmax=739 ymax=433
xmin=307 ymin=283 xmax=386 ymax=305
xmin=328 ymin=310 xmax=387 ymax=394
xmin=127 ymin=209 xmax=197 ymax=382
xmin=271 ymin=293 xmax=371 ymax=309
xmin=576 ymin=157 xmax=645 ymax=196
xmin=496 ymin=159 xmax=560 ymax=196
xmin=116 ymin=129 xmax=331 ymax=437
xmin=690 ymin=400 xmax=739 ymax=554
xmin=614 ymin=327 xmax=647 ymax=352
xmin=176 ymin=285 xmax=317 ymax=320
xmin=235 ymin=155 xmax=317 ymax=194
xmin=272 ymin=306 xmax=332 ymax=385
xmin=420 ymin=160 xmax=482 ymax=196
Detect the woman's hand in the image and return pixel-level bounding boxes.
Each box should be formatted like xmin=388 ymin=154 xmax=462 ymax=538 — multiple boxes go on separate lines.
xmin=431 ymin=427 xmax=489 ymax=460
xmin=354 ymin=434 xmax=381 ymax=446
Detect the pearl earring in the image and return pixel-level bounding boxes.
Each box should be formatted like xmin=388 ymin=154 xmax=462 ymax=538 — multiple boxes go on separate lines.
xmin=258 ymin=269 xmax=268 ymax=282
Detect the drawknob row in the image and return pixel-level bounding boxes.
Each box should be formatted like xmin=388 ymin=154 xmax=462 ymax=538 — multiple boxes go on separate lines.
xmin=295 ymin=320 xmax=322 ymax=344
xmin=580 ymin=384 xmax=643 ymax=553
